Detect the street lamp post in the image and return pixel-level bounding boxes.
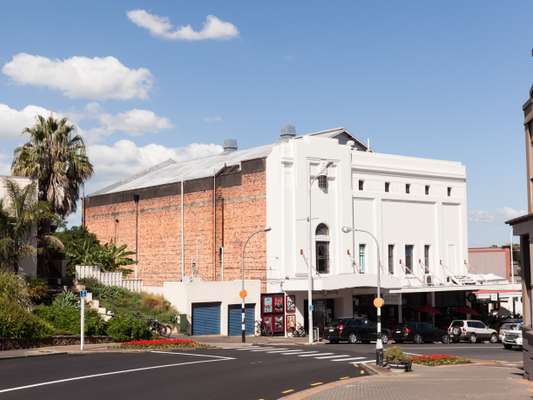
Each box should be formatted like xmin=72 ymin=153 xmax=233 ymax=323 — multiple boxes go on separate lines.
xmin=241 ymin=227 xmax=271 ymax=343
xmin=307 ymin=161 xmax=333 ymax=345
xmin=342 ymin=226 xmax=384 ymax=366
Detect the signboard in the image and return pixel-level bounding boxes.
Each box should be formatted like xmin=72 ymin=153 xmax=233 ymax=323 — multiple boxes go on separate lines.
xmin=373 ymin=297 xmax=384 ymax=308
xmin=80 ymin=290 xmax=87 ymax=298
xmin=239 ymin=290 xmax=247 ymax=299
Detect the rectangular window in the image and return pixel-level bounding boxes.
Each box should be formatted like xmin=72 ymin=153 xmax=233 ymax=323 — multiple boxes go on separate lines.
xmin=359 ymin=244 xmax=366 ymax=273
xmin=405 ymin=245 xmax=414 ymax=274
xmin=388 ymin=244 xmax=394 ymax=274
xmin=405 ymin=183 xmax=410 ymax=194
xmin=447 ymin=187 xmax=452 ymax=196
xmin=358 ymin=180 xmax=364 ymax=191
xmin=316 ymin=242 xmax=329 ymax=273
xmin=385 ymin=182 xmax=390 ymax=192
xmin=425 ymin=185 xmax=430 ymax=195
xmin=424 ymin=245 xmax=430 ymax=273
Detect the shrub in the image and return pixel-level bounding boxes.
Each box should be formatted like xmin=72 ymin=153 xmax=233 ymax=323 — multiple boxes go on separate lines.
xmin=0 ymin=298 xmax=53 ymax=340
xmin=52 ymin=291 xmax=78 ymax=308
xmin=33 ymin=302 xmax=107 ymax=336
xmin=384 ymin=346 xmax=410 ymax=364
xmin=106 ymin=314 xmax=152 ymax=341
xmin=0 ymin=270 xmax=31 ymax=309
xmin=25 ymin=277 xmax=48 ymax=303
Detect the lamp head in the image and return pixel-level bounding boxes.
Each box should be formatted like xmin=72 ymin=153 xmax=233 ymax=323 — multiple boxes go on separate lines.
xmin=264 ymin=227 xmax=272 ymax=232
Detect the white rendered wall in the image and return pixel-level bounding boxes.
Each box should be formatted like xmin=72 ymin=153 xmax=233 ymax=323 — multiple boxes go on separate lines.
xmin=266 ymin=136 xmax=468 ymax=293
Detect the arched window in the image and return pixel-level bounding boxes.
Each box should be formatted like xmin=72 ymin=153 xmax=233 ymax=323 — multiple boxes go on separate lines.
xmin=315 ymin=223 xmax=330 ymax=273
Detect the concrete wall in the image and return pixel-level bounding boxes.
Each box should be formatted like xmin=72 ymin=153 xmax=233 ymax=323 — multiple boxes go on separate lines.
xmin=146 ymin=279 xmax=261 ymax=335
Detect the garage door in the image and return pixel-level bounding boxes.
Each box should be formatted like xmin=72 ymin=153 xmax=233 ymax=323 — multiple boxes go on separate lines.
xmin=228 ymin=304 xmax=255 ymax=336
xmin=192 ymin=302 xmax=221 ymax=335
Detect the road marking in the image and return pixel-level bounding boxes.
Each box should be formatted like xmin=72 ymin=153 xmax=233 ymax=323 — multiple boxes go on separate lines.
xmin=150 ymin=351 xmax=235 ymax=360
xmin=249 ymin=347 xmax=282 ymax=352
xmin=277 ymin=350 xmax=307 ymax=354
xmin=310 ymin=382 xmax=323 ymax=387
xmin=298 ymin=352 xmax=333 ymax=357
xmin=331 ymin=357 xmax=366 ymax=362
xmin=339 ymin=376 xmax=350 ymax=380
xmin=281 ymin=389 xmax=295 ymax=394
xmin=315 ymin=354 xmax=350 ymax=359
xmin=0 ymin=357 xmax=234 ymax=394
xmin=281 ymin=351 xmax=319 ymax=356
xmin=267 ymin=349 xmax=299 ymax=353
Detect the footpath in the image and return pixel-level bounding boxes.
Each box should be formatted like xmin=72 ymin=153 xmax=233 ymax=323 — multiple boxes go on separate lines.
xmin=283 ymin=362 xmax=533 ymax=400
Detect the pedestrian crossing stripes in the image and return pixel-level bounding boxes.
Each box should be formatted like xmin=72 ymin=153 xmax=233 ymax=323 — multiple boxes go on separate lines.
xmin=230 ymin=346 xmax=372 ymax=364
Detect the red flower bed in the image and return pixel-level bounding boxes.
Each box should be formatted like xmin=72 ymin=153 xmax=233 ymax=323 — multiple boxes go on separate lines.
xmin=410 ymin=353 xmax=470 ymax=366
xmin=121 ymin=337 xmax=207 ymax=349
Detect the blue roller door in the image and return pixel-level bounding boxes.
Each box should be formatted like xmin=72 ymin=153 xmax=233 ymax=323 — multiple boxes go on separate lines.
xmin=228 ymin=304 xmax=255 ymax=336
xmin=192 ymin=302 xmax=221 ymax=335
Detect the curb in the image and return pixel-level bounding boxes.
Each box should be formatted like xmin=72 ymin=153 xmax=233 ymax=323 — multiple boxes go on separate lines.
xmin=0 ymin=351 xmax=68 ymax=361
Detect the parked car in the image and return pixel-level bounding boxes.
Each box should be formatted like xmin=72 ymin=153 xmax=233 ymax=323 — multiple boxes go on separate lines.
xmin=497 ymin=319 xmax=523 ymax=341
xmin=500 ymin=322 xmax=523 ymax=349
xmin=393 ymin=322 xmax=450 ymax=344
xmin=325 ymin=318 xmax=391 ymax=344
xmin=447 ymin=320 xmax=498 ymax=343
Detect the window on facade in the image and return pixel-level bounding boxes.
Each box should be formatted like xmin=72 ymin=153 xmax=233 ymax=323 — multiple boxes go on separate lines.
xmin=359 ymin=244 xmax=366 ymax=273
xmin=447 ymin=187 xmax=452 ymax=196
xmin=405 ymin=245 xmax=414 ymax=274
xmin=424 ymin=245 xmax=430 ymax=273
xmin=315 ymin=223 xmax=330 ymax=273
xmin=318 ymin=175 xmax=328 ymax=192
xmin=425 ymin=185 xmax=430 ymax=195
xmin=385 ymin=182 xmax=390 ymax=192
xmin=358 ymin=180 xmax=364 ymax=191
xmin=405 ymin=184 xmax=410 ymax=194
xmin=388 ymin=244 xmax=394 ymax=274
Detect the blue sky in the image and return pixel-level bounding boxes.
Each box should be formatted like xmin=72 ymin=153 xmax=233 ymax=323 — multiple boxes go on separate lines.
xmin=0 ymin=1 xmax=531 ymax=246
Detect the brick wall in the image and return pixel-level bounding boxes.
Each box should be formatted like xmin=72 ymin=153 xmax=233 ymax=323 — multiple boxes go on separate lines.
xmin=84 ymin=163 xmax=267 ymax=288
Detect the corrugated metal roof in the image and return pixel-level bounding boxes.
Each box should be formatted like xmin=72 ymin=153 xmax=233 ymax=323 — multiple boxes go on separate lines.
xmin=90 ymin=127 xmax=366 ymax=196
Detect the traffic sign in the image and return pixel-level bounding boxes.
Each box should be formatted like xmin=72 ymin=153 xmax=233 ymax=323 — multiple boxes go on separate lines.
xmin=373 ymin=297 xmax=384 ymax=308
xmin=239 ymin=290 xmax=247 ymax=299
xmin=80 ymin=290 xmax=87 ymax=298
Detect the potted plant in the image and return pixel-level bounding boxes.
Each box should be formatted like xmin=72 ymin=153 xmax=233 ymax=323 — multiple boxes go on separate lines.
xmin=384 ymin=346 xmax=412 ymax=372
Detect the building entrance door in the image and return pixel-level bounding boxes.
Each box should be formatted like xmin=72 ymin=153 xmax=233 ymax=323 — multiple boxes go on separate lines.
xmin=304 ymin=299 xmax=335 ymax=337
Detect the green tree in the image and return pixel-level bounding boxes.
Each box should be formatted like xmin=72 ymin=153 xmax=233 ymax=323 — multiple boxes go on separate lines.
xmin=12 ymin=115 xmax=93 ymax=220
xmin=0 ymin=179 xmax=53 ymax=273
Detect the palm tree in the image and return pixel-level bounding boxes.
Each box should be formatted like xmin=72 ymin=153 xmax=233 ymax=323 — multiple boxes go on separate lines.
xmin=0 ymin=179 xmax=53 ymax=273
xmin=12 ymin=115 xmax=94 ymax=220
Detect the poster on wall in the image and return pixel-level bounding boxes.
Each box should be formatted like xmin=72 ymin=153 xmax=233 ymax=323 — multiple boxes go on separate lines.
xmin=263 ymin=296 xmax=273 ymax=313
xmin=286 ymin=295 xmax=296 ymax=314
xmin=286 ymin=314 xmax=296 ymax=330
xmin=274 ymin=315 xmax=284 ymax=331
xmin=274 ymin=295 xmax=284 ymax=313
xmin=263 ymin=315 xmax=272 ymax=330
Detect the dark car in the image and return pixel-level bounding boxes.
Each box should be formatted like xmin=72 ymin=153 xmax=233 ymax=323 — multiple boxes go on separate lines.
xmin=393 ymin=322 xmax=450 ymax=344
xmin=325 ymin=318 xmax=390 ymax=344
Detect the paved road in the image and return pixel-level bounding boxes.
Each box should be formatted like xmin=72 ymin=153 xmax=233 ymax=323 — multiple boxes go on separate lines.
xmin=0 ymin=347 xmax=366 ymax=400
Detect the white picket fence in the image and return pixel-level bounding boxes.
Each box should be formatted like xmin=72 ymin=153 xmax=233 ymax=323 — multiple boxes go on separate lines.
xmin=75 ymin=265 xmax=143 ymax=292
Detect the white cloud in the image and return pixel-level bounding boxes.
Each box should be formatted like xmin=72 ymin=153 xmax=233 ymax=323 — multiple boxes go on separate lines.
xmin=79 ymin=103 xmax=173 ymax=140
xmin=0 ymin=103 xmax=57 ymax=138
xmin=2 ymin=53 xmax=153 ymax=100
xmin=127 ymin=10 xmax=239 ymax=41
xmin=469 ymin=207 xmax=526 ymax=223
xmin=203 ymin=115 xmax=223 ymax=124
xmin=87 ymin=140 xmax=223 ymax=190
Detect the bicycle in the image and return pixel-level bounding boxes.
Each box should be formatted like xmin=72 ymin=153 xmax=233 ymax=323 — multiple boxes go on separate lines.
xmin=255 ymin=319 xmax=273 ymax=336
xmin=148 ymin=318 xmax=173 ymax=337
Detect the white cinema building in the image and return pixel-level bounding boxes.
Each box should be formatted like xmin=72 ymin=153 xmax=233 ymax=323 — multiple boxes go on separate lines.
xmin=264 ymin=127 xmax=517 ymax=333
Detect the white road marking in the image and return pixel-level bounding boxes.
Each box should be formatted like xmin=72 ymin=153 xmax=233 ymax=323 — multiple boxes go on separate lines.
xmin=298 ymin=352 xmax=334 ymax=357
xmin=277 ymin=350 xmax=308 ymax=355
xmin=281 ymin=351 xmax=319 ymax=356
xmin=331 ymin=357 xmax=366 ymax=362
xmin=0 ymin=357 xmax=234 ymax=394
xmin=267 ymin=349 xmax=298 ymax=353
xmin=150 ymin=351 xmax=235 ymax=360
xmin=250 ymin=347 xmax=286 ymax=352
xmin=315 ymin=354 xmax=350 ymax=359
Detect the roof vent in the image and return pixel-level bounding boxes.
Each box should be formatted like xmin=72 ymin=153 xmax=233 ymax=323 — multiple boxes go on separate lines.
xmin=223 ymin=139 xmax=238 ymax=152
xmin=280 ymin=124 xmax=296 ymax=141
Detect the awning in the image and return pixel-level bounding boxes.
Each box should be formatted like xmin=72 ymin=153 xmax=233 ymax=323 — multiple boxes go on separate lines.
xmin=415 ymin=305 xmax=441 ymax=315
xmin=474 ymin=289 xmax=521 ymax=295
xmin=451 ymin=306 xmax=480 ymax=316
